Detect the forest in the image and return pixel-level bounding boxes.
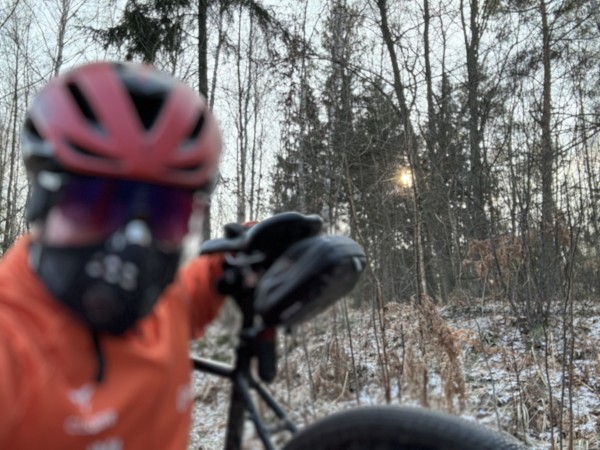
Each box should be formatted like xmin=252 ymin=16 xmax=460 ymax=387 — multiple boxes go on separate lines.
xmin=1 ymin=0 xmax=600 ymax=448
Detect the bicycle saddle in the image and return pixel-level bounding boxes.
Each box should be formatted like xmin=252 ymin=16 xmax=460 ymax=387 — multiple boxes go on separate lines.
xmin=201 ymin=212 xmax=323 ymax=265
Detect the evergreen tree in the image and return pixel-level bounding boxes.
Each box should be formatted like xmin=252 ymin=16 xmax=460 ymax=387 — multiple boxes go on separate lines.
xmin=97 ymin=0 xmax=191 ymax=63
xmin=321 ymin=0 xmax=360 ymax=228
xmin=272 ymin=82 xmax=328 ymax=215
xmin=349 ymin=83 xmax=415 ymax=301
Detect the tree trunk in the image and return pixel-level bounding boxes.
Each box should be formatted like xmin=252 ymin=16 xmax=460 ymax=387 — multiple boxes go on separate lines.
xmin=197 ymin=0 xmax=213 ymax=239
xmin=375 ymin=0 xmax=427 ymax=302
xmin=462 ymin=0 xmax=488 ymax=240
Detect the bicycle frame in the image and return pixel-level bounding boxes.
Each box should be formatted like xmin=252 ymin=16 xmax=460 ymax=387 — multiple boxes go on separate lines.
xmin=191 ymin=213 xmax=365 ymax=450
xmin=190 ymin=295 xmax=298 ymax=450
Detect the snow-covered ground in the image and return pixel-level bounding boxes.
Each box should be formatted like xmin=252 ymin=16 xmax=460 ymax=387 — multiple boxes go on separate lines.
xmin=187 ymin=300 xmax=600 ymax=450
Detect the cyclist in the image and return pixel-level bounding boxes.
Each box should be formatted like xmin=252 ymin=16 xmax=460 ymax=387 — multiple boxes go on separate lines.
xmin=0 ymin=61 xmax=227 ymax=449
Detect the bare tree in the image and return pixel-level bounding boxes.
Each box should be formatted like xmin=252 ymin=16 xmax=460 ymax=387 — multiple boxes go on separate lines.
xmin=374 ymin=0 xmax=428 ymax=302
xmin=460 ymin=0 xmax=490 ymax=240
xmin=0 ymin=0 xmax=20 ymax=32
xmin=232 ymin=8 xmax=270 ymax=222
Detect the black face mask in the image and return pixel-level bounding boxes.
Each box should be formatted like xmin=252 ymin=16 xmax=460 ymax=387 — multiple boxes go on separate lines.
xmin=30 ymin=229 xmax=181 ymax=335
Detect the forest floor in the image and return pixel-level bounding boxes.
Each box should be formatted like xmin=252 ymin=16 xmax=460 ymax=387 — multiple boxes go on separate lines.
xmin=187 ymin=298 xmax=600 ymax=450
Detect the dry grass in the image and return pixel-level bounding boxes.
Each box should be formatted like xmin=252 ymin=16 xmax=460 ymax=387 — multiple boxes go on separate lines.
xmin=188 ymin=298 xmax=600 ymax=450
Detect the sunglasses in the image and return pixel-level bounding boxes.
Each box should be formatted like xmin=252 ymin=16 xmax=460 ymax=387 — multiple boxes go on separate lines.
xmin=53 ymin=175 xmax=200 ymax=244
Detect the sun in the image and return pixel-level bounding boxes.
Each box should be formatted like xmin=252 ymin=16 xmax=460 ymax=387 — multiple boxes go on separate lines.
xmin=393 ymin=166 xmax=413 ymax=189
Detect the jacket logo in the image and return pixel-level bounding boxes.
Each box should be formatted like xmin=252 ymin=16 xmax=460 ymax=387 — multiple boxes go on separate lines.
xmin=65 ymin=383 xmax=118 ymax=436
xmin=64 ymin=410 xmax=118 ymax=436
xmin=68 ymin=383 xmax=95 ymax=413
xmin=86 ymin=437 xmax=123 ymax=450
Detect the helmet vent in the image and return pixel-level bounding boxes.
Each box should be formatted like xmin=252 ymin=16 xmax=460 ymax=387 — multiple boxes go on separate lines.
xmin=171 ymin=162 xmax=204 ymax=173
xmin=24 ymin=118 xmax=43 ymax=140
xmin=67 ymin=82 xmax=99 ymax=125
xmin=67 ymin=140 xmax=115 ymax=161
xmin=127 ymin=90 xmax=166 ymax=131
xmin=188 ymin=114 xmax=205 ymax=140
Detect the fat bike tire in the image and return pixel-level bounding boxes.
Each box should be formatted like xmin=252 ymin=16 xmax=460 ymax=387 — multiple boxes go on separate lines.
xmin=281 ymin=406 xmax=527 ymax=450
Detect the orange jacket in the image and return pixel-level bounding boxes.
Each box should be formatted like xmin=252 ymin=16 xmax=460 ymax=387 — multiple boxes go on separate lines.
xmin=0 ymin=235 xmax=225 ymax=450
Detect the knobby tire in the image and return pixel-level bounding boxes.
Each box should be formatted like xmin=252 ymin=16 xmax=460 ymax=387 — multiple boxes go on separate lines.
xmin=281 ymin=406 xmax=528 ymax=450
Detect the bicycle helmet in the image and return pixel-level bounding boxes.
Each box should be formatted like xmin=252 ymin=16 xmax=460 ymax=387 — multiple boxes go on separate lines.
xmin=22 ymin=61 xmax=221 ymax=221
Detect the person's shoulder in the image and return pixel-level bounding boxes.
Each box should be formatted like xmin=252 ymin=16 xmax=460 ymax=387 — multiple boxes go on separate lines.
xmin=0 ymin=234 xmax=35 ymax=294
xmin=0 ymin=234 xmax=62 ymax=334
xmin=0 ymin=234 xmax=31 ymax=269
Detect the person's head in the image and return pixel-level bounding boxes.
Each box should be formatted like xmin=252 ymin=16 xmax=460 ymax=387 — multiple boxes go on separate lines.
xmin=22 ymin=61 xmax=222 ymax=334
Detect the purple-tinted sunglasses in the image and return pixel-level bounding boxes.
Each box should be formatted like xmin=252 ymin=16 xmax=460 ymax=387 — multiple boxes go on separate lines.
xmin=54 ymin=174 xmax=199 ymax=243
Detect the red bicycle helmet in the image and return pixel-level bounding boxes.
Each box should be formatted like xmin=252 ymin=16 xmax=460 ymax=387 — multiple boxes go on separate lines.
xmin=22 ymin=61 xmax=221 ymax=220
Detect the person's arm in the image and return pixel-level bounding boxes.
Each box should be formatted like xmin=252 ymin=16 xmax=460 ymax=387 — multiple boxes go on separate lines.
xmin=0 ymin=322 xmax=27 ymax=443
xmin=173 ymin=253 xmax=226 ymax=338
xmin=171 ymin=222 xmax=257 ymax=338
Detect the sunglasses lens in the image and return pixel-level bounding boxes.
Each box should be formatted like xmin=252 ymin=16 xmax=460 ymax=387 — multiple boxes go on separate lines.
xmin=57 ymin=176 xmax=197 ymax=243
xmin=151 ymin=188 xmax=195 ymax=242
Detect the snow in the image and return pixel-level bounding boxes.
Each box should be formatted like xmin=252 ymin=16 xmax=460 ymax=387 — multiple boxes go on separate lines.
xmin=187 ymin=300 xmax=600 ymax=450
